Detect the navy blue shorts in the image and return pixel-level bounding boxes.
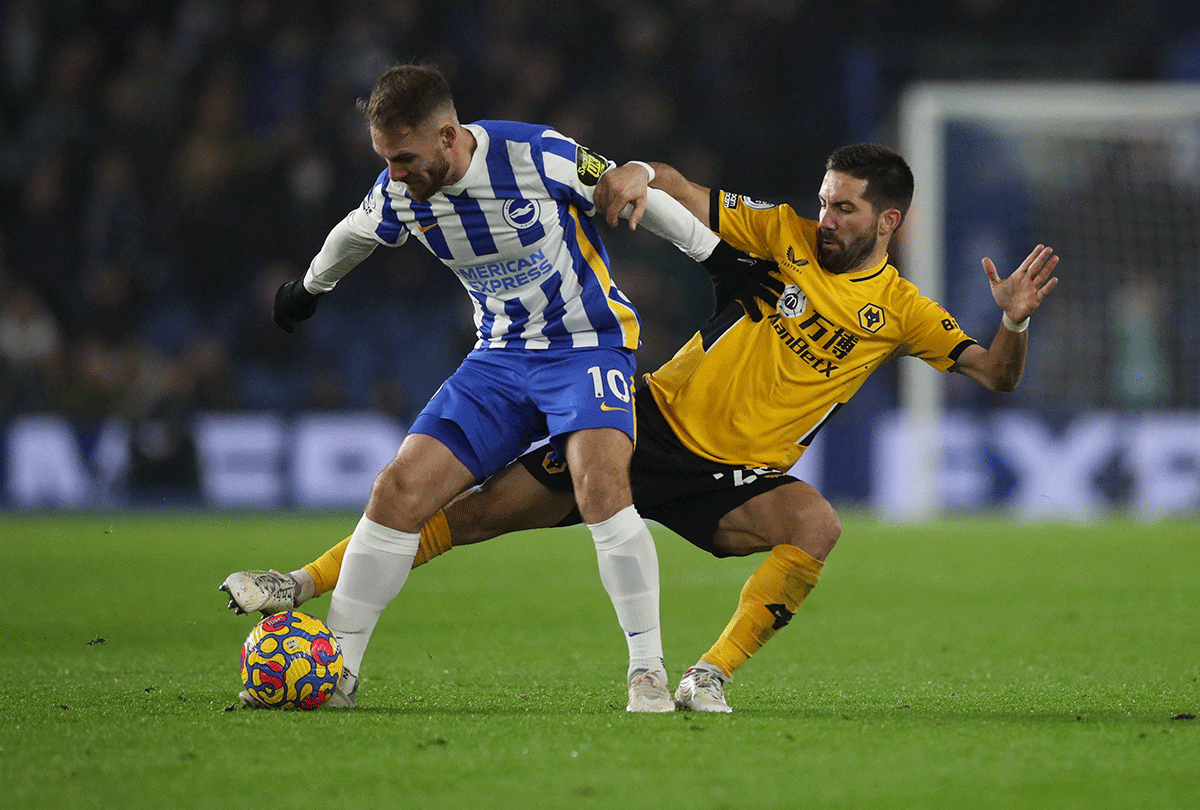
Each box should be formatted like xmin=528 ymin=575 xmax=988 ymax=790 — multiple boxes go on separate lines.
xmin=410 ymin=346 xmax=637 ymax=482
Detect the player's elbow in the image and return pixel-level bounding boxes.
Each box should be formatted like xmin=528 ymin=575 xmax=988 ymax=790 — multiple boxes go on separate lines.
xmin=961 ymin=349 xmax=1024 ymax=392
xmin=986 ymin=367 xmax=1023 ymax=393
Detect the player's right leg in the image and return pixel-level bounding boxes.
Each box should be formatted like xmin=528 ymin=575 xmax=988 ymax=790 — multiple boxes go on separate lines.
xmin=230 ymin=459 xmax=567 ymax=711
xmin=220 ymin=568 xmax=306 ymax=616
xmin=320 ymin=431 xmax=478 ymax=706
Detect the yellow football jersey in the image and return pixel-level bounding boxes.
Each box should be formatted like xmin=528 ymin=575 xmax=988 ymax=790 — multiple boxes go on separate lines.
xmin=644 ymin=191 xmax=977 ymax=472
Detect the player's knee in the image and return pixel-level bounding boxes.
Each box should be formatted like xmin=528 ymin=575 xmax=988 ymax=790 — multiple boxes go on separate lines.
xmin=787 ymin=497 xmax=841 ymax=561
xmin=570 ymin=473 xmax=631 ymax=524
xmin=368 ymin=462 xmax=425 ymax=520
xmin=817 ymin=501 xmax=842 ymax=550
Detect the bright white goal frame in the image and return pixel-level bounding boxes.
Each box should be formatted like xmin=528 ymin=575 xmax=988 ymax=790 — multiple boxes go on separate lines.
xmin=895 ymin=81 xmax=1200 ymax=519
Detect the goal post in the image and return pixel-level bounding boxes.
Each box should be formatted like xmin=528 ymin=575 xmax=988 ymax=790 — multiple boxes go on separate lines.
xmin=894 ymin=82 xmax=1200 ymax=519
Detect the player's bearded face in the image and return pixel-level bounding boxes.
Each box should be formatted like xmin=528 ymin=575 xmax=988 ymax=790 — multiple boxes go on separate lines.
xmin=817 ymin=225 xmax=877 ymax=274
xmin=404 ymin=150 xmax=451 ymax=201
xmin=371 ymin=122 xmax=453 ymax=202
xmin=816 ymin=171 xmax=883 ymax=274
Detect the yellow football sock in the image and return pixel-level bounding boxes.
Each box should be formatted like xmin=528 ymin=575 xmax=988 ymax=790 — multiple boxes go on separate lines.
xmin=701 ymin=544 xmax=824 ymax=678
xmin=412 ymin=508 xmax=453 ymax=569
xmin=304 ymin=538 xmax=349 ymax=597
xmin=303 ymin=509 xmax=454 ymax=597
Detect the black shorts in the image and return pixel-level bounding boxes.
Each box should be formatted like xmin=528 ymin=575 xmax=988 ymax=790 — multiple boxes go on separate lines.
xmin=518 ymin=390 xmax=798 ymax=557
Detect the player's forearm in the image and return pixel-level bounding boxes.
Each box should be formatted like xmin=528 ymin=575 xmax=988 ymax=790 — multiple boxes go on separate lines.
xmin=636 ymin=187 xmax=720 ymax=261
xmin=647 ymin=162 xmax=712 ymax=227
xmin=304 ymin=214 xmax=379 ymax=293
xmin=979 ymin=324 xmax=1028 ymax=392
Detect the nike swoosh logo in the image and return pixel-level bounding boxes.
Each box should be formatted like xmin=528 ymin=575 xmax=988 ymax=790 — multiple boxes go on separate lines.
xmin=418 ymin=221 xmax=437 ymax=233
xmin=600 ymin=403 xmax=628 ymax=412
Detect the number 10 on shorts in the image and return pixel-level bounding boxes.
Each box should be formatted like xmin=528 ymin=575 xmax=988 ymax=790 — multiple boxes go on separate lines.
xmin=587 ymin=365 xmax=631 ymax=403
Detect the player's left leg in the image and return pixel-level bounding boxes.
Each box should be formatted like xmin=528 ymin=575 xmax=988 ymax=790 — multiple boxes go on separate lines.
xmin=532 ymin=347 xmax=671 ymax=712
xmin=566 ymin=426 xmax=672 ymax=712
xmin=674 ymin=480 xmax=838 ymax=711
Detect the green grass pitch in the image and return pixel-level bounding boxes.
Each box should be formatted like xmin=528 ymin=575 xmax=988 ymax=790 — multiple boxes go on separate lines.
xmin=3 ymin=511 xmax=1198 ymax=809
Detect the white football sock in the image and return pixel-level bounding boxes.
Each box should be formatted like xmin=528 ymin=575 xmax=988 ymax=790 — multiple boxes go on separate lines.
xmin=587 ymin=504 xmax=664 ymax=673
xmin=325 ymin=514 xmax=420 ymax=676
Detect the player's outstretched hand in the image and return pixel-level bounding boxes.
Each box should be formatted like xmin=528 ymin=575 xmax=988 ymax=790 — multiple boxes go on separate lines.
xmin=596 ymin=162 xmax=653 ymax=229
xmin=984 ymin=244 xmax=1059 ymax=324
xmin=702 ymin=240 xmax=786 ymax=322
xmin=273 ymin=279 xmax=323 ymax=333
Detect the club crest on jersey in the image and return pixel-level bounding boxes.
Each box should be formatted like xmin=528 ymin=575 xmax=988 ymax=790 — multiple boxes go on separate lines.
xmin=502 ymin=198 xmax=541 ymax=230
xmin=859 ymin=303 xmax=886 ymax=333
xmin=361 ymin=192 xmax=376 ymax=215
xmin=777 ymin=284 xmax=808 ymax=319
xmin=575 ymin=146 xmax=608 ymax=187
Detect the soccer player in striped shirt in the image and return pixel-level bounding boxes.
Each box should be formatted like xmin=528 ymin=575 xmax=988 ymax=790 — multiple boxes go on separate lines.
xmin=260 ymin=64 xmax=742 ymax=712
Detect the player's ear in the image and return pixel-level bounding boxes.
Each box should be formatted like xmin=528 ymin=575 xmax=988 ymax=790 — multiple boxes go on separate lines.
xmin=878 ymin=208 xmax=902 ymax=238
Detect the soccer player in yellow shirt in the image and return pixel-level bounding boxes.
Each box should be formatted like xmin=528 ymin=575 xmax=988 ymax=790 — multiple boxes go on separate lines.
xmin=222 ymin=143 xmax=1058 ymax=712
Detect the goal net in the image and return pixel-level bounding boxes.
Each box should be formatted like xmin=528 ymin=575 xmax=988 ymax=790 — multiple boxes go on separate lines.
xmin=889 ymin=82 xmax=1200 ymax=518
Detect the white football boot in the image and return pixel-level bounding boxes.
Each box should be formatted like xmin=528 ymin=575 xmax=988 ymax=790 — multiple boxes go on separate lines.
xmin=674 ymin=663 xmax=733 ymax=713
xmin=323 ymin=670 xmax=358 ymax=709
xmin=238 ymin=690 xmax=269 ymax=709
xmin=626 ymin=668 xmax=675 ymax=712
xmin=220 ymin=570 xmax=297 ymax=616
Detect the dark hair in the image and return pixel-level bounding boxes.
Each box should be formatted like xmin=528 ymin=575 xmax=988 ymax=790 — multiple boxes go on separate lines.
xmin=357 ymin=64 xmax=454 ymax=130
xmin=825 ymin=143 xmax=914 ymax=220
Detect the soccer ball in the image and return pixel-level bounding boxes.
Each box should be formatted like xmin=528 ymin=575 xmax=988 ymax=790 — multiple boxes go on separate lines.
xmin=240 ymin=611 xmax=343 ymax=709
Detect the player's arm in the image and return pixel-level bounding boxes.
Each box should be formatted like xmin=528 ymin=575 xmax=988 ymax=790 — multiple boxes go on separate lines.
xmin=274 ymin=181 xmax=404 ymax=332
xmin=273 ymin=216 xmax=376 ymax=332
xmin=596 ymin=161 xmax=710 ymax=229
xmin=950 ymin=244 xmax=1059 ymax=391
xmin=595 ymin=162 xmax=781 ymax=321
xmin=648 ymin=161 xmax=711 ymax=226
xmin=602 ymin=160 xmax=785 ymax=266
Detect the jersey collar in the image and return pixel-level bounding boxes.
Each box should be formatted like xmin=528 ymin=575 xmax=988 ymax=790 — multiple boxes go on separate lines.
xmin=843 ymin=253 xmax=890 ymax=282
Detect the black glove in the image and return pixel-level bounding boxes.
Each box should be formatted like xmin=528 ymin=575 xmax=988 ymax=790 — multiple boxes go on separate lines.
xmin=701 ymin=240 xmax=785 ymax=322
xmin=273 ymin=279 xmax=323 ymax=333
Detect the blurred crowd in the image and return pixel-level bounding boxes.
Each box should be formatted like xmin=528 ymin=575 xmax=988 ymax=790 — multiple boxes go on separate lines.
xmin=2 ymin=0 xmax=1198 ymax=427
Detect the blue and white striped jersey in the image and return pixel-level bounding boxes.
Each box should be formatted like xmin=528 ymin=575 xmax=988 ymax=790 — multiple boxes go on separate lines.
xmin=308 ymin=121 xmax=640 ymax=351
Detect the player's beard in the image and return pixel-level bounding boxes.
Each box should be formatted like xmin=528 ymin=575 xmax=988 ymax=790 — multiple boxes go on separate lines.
xmin=405 ymin=152 xmax=452 ymax=201
xmin=817 ymin=227 xmax=876 ymax=274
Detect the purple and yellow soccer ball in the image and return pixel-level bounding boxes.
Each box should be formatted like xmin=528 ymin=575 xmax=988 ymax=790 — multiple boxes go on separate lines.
xmin=240 ymin=611 xmax=343 ymax=709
